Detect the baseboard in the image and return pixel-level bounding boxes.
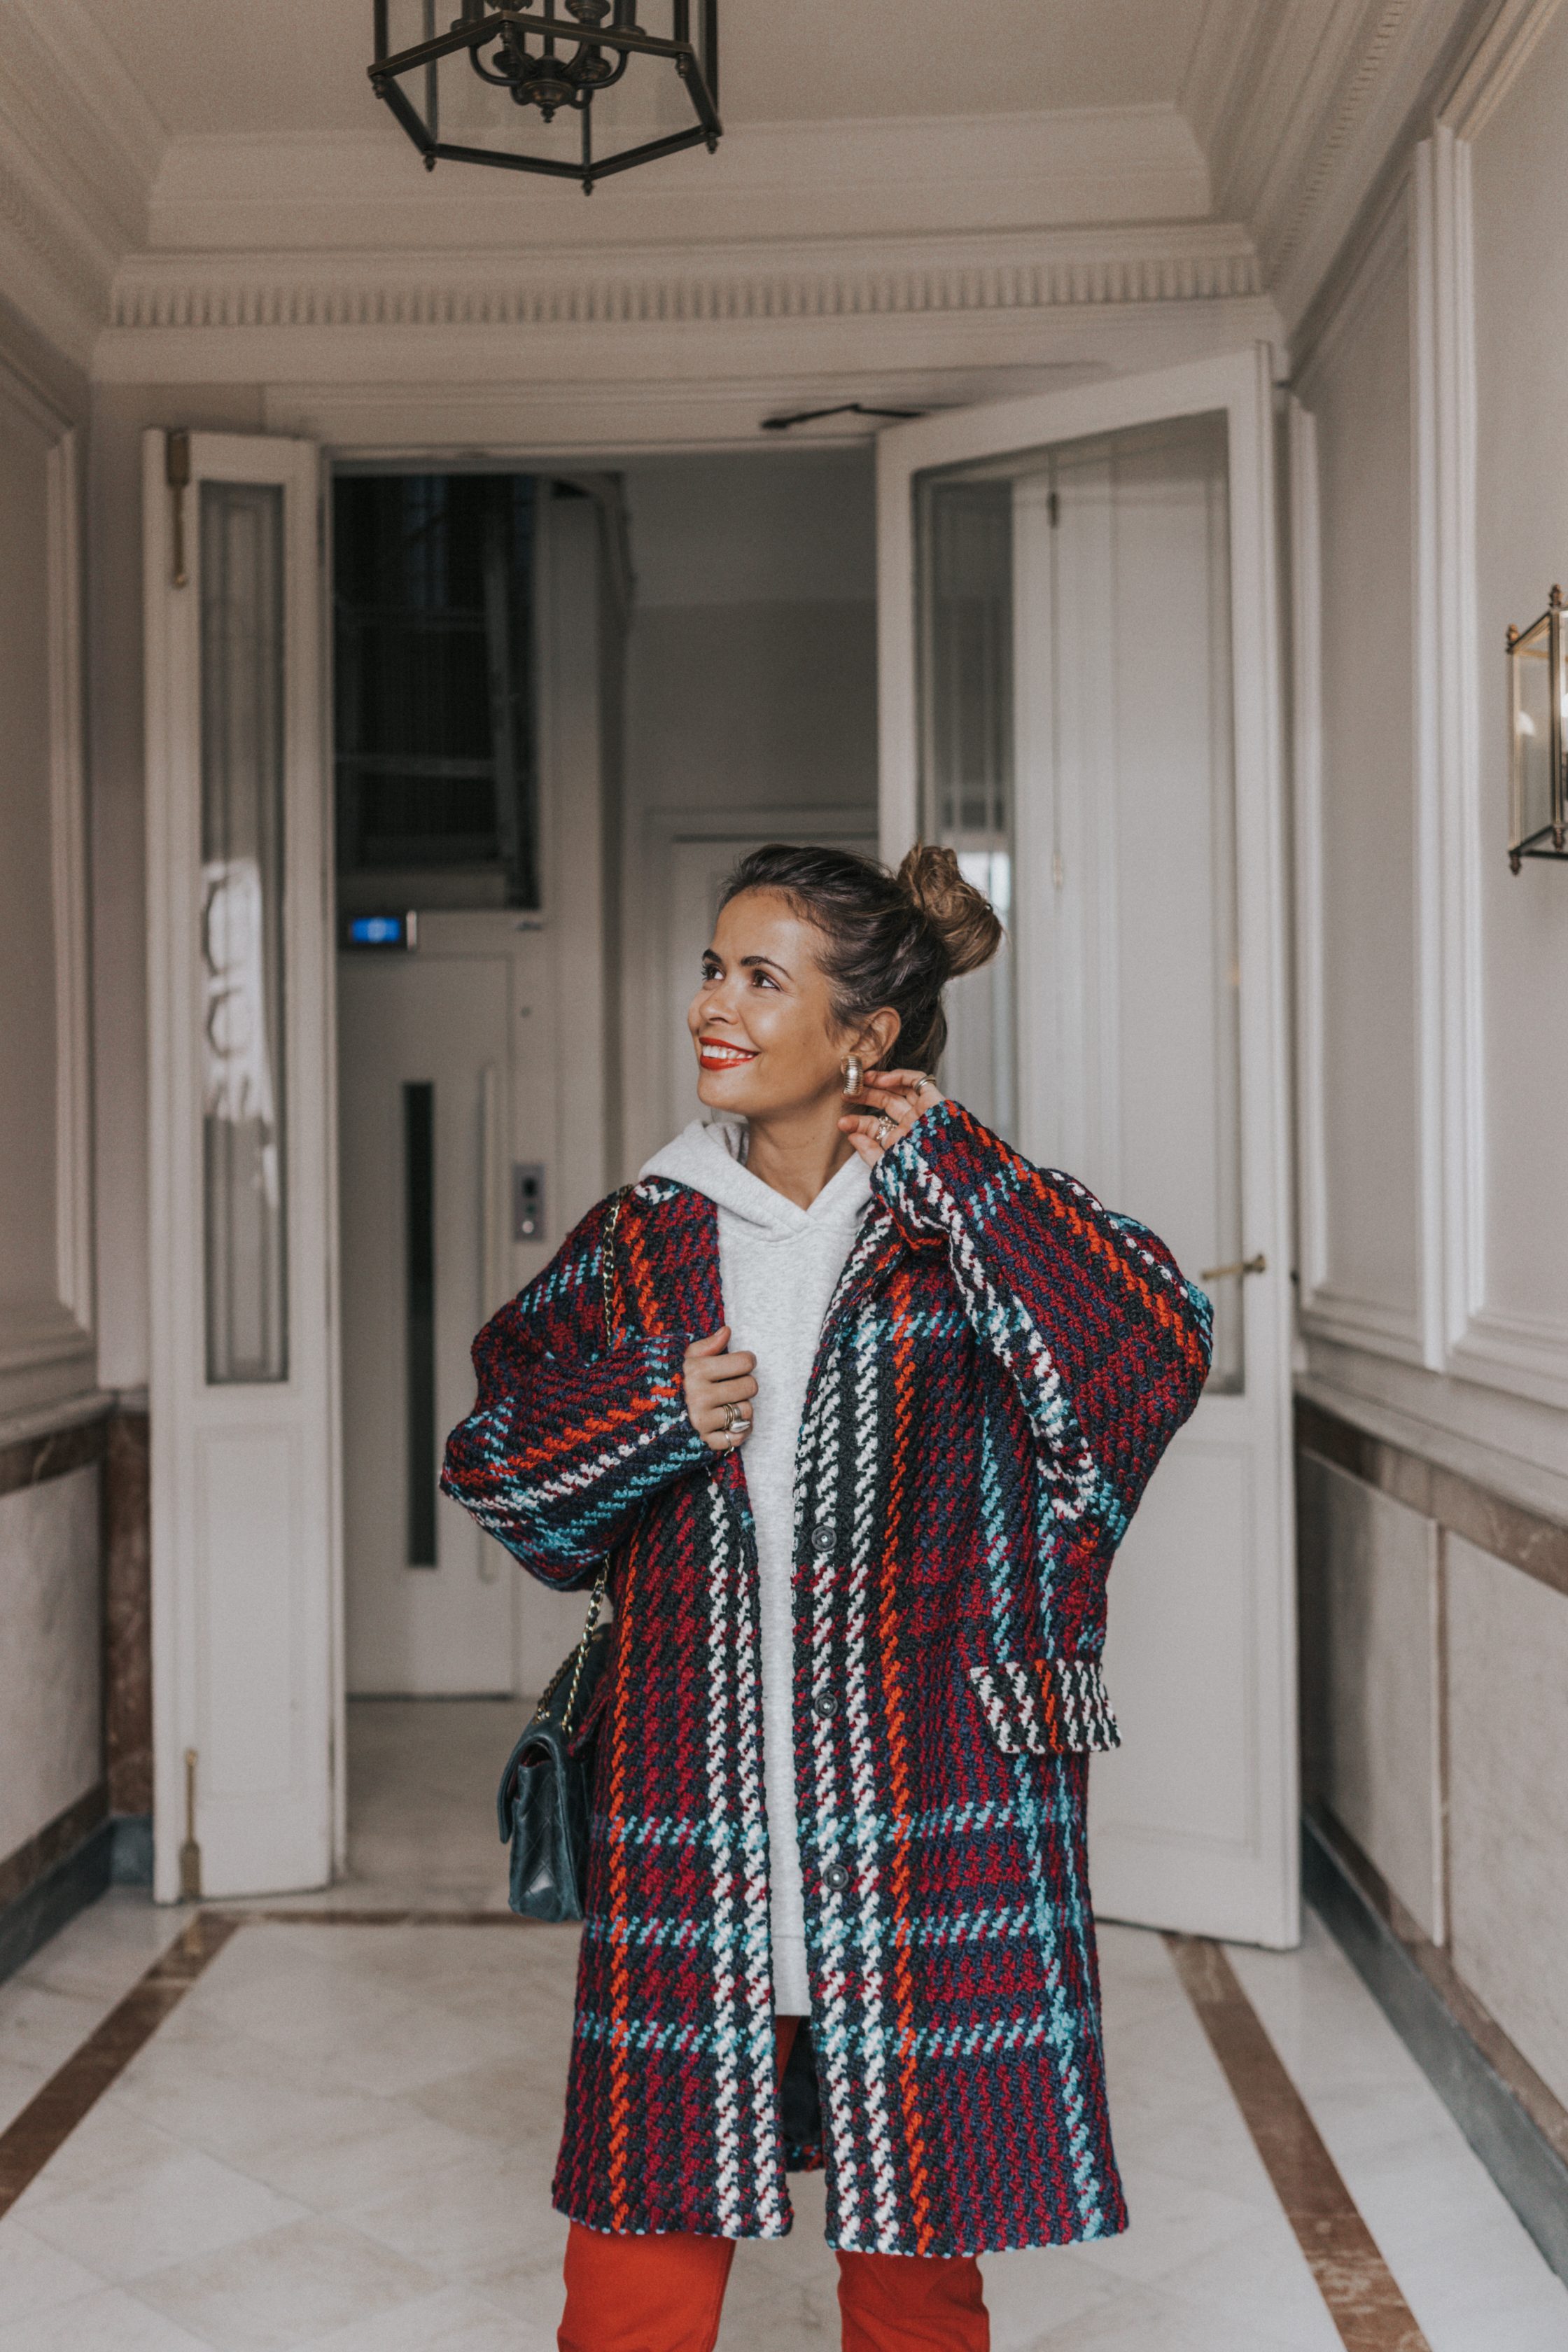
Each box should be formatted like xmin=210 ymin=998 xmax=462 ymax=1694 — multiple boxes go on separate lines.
xmin=111 ymin=1814 xmax=153 ymax=1887
xmin=0 ymin=1817 xmax=114 ymax=1986
xmin=1304 ymin=1812 xmax=1568 ymax=2288
xmin=0 ymin=1812 xmax=153 ymax=1987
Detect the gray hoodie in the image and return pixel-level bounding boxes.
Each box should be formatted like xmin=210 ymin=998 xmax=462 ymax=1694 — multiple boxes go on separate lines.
xmin=638 ymin=1118 xmax=874 ymax=2015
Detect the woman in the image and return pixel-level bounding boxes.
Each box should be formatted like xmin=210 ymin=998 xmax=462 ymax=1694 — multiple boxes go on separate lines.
xmin=442 ymin=843 xmax=1211 ymax=2351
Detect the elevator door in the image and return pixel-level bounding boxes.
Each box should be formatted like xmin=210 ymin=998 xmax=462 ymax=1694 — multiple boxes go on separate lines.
xmin=339 ymin=922 xmax=517 ymax=1694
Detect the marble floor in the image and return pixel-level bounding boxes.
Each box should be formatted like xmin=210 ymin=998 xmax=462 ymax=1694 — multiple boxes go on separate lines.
xmin=0 ymin=1702 xmax=1564 ymax=2351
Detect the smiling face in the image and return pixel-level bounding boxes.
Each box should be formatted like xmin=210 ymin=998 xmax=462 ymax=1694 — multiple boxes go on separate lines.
xmin=688 ymin=888 xmax=895 ymax=1121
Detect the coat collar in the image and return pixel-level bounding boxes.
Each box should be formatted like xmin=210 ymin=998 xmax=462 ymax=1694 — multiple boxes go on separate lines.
xmin=631 ymin=1175 xmax=908 ymax=1517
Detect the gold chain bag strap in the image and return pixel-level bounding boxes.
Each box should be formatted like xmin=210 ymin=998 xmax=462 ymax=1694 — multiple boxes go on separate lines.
xmin=495 ymin=1186 xmax=628 ymax=1921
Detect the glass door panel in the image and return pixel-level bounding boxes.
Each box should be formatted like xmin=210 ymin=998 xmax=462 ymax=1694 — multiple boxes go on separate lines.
xmin=200 ymin=481 xmax=289 ymax=1385
xmin=913 ymin=414 xmax=1245 ymax=1392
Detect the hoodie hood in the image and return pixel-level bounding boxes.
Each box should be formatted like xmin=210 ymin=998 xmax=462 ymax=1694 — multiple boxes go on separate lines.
xmin=639 ymin=1118 xmax=872 ymax=1240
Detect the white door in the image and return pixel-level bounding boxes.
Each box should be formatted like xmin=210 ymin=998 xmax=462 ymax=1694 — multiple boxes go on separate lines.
xmin=340 ymin=915 xmax=524 ymax=1695
xmin=878 ymin=348 xmax=1297 ymax=1946
xmin=144 ymin=429 xmax=338 ymax=1900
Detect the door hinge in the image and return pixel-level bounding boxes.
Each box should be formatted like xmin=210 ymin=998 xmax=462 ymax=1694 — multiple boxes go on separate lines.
xmin=1048 ymin=489 xmax=1060 ymax=528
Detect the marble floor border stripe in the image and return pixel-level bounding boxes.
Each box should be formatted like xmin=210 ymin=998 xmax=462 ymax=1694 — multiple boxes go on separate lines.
xmin=0 ymin=1904 xmax=550 ymax=2216
xmin=1168 ymin=1931 xmax=1432 ymax=2352
xmin=0 ymin=1909 xmax=239 ymax=2219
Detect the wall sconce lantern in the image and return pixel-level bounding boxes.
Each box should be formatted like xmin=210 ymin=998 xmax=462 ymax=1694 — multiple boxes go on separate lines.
xmin=370 ymin=2 xmax=720 ymax=195
xmin=1506 ymin=585 xmax=1568 ymax=871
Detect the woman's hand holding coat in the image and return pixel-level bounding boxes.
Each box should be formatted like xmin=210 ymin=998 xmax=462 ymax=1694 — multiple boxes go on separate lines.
xmin=682 ymin=1325 xmax=757 ymax=1451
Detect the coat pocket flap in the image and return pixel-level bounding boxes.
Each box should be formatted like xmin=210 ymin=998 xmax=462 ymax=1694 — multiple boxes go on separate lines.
xmin=966 ymin=1651 xmax=1120 ymax=1755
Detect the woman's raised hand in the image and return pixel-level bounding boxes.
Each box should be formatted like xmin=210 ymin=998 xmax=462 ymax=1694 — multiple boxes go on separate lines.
xmin=839 ymin=1068 xmax=948 ymax=1166
xmin=682 ymin=1325 xmax=757 ymax=1452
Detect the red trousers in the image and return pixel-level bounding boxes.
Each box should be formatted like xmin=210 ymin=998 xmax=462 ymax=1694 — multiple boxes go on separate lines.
xmin=559 ymin=2019 xmax=988 ymax=2352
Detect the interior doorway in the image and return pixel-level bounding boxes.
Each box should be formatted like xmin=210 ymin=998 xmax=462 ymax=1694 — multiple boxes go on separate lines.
xmin=332 ymin=467 xmax=617 ymax=1714
xmin=331 ymin=449 xmax=881 ymax=1749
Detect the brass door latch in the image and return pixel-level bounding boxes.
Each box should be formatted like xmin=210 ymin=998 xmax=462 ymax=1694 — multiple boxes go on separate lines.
xmin=1198 ymin=1252 xmax=1266 ymax=1282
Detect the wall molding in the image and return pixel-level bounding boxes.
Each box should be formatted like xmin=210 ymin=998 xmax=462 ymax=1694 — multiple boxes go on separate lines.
xmin=0 ymin=350 xmax=95 ymax=1432
xmin=1289 ymin=181 xmax=1429 ymax=1371
xmin=1413 ymin=128 xmax=1479 ymax=1382
xmin=1297 ymin=1392 xmax=1568 ymax=1593
xmin=0 ymin=1410 xmax=106 ymax=1504
xmin=1417 ymin=117 xmax=1568 ymax=1410
xmin=105 ymin=223 xmax=1265 ymax=344
xmin=48 ymin=426 xmax=93 ymax=1340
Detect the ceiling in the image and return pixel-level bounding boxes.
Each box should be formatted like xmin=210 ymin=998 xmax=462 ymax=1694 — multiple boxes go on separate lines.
xmin=74 ymin=0 xmax=1212 ymax=139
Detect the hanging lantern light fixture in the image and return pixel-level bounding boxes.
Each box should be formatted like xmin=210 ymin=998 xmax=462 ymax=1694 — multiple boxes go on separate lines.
xmin=1506 ymin=585 xmax=1568 ymax=870
xmin=370 ymin=3 xmax=720 ymax=195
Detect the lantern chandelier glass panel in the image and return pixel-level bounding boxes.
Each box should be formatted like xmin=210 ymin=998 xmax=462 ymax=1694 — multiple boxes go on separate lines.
xmin=370 ymin=2 xmax=721 ymax=193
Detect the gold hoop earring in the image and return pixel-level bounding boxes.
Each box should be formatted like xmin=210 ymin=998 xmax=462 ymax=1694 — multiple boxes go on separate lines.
xmin=841 ymin=1055 xmax=864 ymax=1098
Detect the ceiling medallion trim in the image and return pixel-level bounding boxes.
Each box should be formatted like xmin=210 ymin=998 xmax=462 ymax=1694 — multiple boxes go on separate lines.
xmin=108 ymin=231 xmax=1263 ymax=336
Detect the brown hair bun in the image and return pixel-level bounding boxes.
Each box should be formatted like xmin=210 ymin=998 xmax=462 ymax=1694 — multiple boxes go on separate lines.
xmin=895 ymin=842 xmax=1004 ymax=980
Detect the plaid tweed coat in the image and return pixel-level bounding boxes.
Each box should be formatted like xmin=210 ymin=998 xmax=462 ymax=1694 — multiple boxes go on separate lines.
xmin=442 ymin=1101 xmax=1210 ymax=2257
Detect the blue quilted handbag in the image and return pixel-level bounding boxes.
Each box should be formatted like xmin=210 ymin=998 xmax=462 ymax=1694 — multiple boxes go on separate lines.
xmin=494 ymin=1187 xmax=625 ymax=1923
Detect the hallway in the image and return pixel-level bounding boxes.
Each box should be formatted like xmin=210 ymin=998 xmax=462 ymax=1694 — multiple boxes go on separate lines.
xmin=0 ymin=1706 xmax=1562 ymax=2351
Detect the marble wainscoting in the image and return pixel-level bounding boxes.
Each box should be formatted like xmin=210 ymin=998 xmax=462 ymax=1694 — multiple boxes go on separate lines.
xmin=0 ymin=1404 xmax=153 ymax=1980
xmin=103 ymin=1410 xmax=152 ymax=1841
xmin=0 ymin=1426 xmax=108 ymax=1982
xmin=1296 ymin=1396 xmax=1568 ymax=2289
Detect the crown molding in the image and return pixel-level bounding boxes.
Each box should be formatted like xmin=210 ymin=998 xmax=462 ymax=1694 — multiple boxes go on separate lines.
xmin=0 ymin=1 xmax=164 ymax=363
xmin=106 ymin=223 xmax=1262 ymax=342
xmin=0 ymin=145 xmax=113 ymax=368
xmin=1440 ymin=0 xmax=1567 ymax=134
xmin=10 ymin=0 xmax=165 ymax=206
xmin=1191 ymin=0 xmax=1495 ymax=330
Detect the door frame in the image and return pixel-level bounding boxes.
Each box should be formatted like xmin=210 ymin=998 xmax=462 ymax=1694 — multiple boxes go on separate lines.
xmin=874 ymin=345 xmax=1301 ymax=1944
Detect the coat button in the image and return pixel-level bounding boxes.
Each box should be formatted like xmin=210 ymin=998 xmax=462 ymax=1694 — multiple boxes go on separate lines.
xmin=822 ymin=1862 xmax=850 ymax=1893
xmin=811 ymin=1518 xmax=835 ymax=1551
xmin=812 ymin=1690 xmax=839 ymax=1719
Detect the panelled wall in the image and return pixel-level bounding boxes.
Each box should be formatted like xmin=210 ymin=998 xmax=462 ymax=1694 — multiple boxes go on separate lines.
xmin=0 ymin=300 xmax=115 ymax=1964
xmin=1290 ymin=4 xmax=1568 ymax=2163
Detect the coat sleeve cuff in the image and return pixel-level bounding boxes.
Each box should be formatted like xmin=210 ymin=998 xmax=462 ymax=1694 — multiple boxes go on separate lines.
xmin=870 ymin=1097 xmax=990 ymax=1244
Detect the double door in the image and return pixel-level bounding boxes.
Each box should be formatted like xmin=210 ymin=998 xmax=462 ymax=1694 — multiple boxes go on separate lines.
xmin=146 ymin=358 xmax=1296 ymax=1938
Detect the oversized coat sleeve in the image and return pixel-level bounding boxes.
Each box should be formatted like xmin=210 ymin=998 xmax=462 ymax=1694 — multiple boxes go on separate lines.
xmin=440 ymin=1196 xmax=710 ymax=1588
xmin=871 ymin=1098 xmax=1212 ymax=1537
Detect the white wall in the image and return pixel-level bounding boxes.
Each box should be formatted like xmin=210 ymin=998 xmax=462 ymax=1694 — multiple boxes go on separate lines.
xmin=1289 ymin=13 xmax=1568 ymax=2120
xmin=617 ymin=449 xmax=878 ymax=1170
xmin=622 ymin=449 xmax=878 ymax=817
